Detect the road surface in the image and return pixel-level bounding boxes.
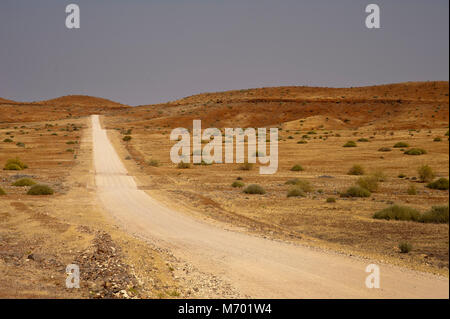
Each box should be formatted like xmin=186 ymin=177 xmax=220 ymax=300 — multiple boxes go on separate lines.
xmin=91 ymin=115 xmax=449 ymax=298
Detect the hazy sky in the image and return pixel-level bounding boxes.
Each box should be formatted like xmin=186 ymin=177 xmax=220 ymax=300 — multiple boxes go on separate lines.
xmin=0 ymin=0 xmax=448 ymax=105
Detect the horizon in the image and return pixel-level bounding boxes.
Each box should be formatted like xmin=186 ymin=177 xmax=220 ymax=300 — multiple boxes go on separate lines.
xmin=1 ymin=0 xmax=449 ymax=105
xmin=2 ymin=80 xmax=449 ymax=106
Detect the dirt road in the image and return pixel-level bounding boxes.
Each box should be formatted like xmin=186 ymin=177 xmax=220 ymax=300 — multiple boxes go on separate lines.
xmin=92 ymin=115 xmax=448 ymax=298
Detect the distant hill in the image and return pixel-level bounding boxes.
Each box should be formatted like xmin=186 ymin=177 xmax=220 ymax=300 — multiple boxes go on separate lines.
xmin=36 ymin=95 xmax=128 ymax=108
xmin=0 ymin=97 xmax=16 ymax=104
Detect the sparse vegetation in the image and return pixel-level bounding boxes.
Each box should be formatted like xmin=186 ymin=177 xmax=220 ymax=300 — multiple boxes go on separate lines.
xmin=357 ymin=138 xmax=369 ymax=142
xmin=122 ymin=135 xmax=132 ymax=142
xmin=427 ymin=178 xmax=449 ymax=190
xmin=27 ymin=184 xmax=54 ymax=195
xmin=177 ymin=162 xmax=191 ymax=169
xmin=3 ymin=138 xmax=13 ymax=143
xmin=398 ymin=242 xmax=412 ymax=253
xmin=343 ymin=141 xmax=357 ymax=147
xmin=418 ymin=165 xmax=435 ymax=183
xmin=407 ymin=184 xmax=417 ymax=195
xmin=148 ymin=159 xmax=160 ymax=167
xmin=243 ymin=184 xmax=266 ymax=195
xmin=12 ymin=178 xmax=36 ymax=186
xmin=287 ymin=187 xmax=305 ymax=197
xmin=290 ymin=164 xmax=304 ymax=172
xmin=347 ymin=164 xmax=365 ymax=175
xmin=394 ymin=142 xmax=409 ymax=148
xmin=404 ymin=148 xmax=427 ymax=155
xmin=378 ymin=147 xmax=391 ymax=152
xmin=356 ymin=176 xmax=379 ymax=192
xmin=239 ymin=161 xmax=254 ymax=171
xmin=326 ymin=197 xmax=336 ymax=203
xmin=341 ymin=186 xmax=371 ymax=198
xmin=420 ymin=205 xmax=449 ymax=224
xmin=373 ymin=205 xmax=421 ymax=221
xmin=231 ymin=181 xmax=245 ymax=188
xmin=3 ymin=158 xmax=28 ymax=170
xmin=0 ymin=187 xmax=5 ymax=195
xmin=285 ymin=178 xmax=312 ymax=192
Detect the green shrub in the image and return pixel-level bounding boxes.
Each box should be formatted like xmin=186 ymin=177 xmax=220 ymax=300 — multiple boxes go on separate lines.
xmin=148 ymin=159 xmax=160 ymax=167
xmin=407 ymin=184 xmax=417 ymax=195
xmin=290 ymin=164 xmax=304 ymax=172
xmin=343 ymin=141 xmax=357 ymax=147
xmin=12 ymin=178 xmax=36 ymax=186
xmin=177 ymin=162 xmax=191 ymax=169
xmin=123 ymin=135 xmax=132 ymax=142
xmin=427 ymin=178 xmax=449 ymax=190
xmin=326 ymin=197 xmax=336 ymax=203
xmin=231 ymin=181 xmax=245 ymax=188
xmin=287 ymin=187 xmax=305 ymax=197
xmin=16 ymin=142 xmax=25 ymax=147
xmin=378 ymin=147 xmax=391 ymax=152
xmin=418 ymin=165 xmax=435 ymax=183
xmin=404 ymin=148 xmax=427 ymax=155
xmin=347 ymin=164 xmax=365 ymax=175
xmin=394 ymin=142 xmax=409 ymax=148
xmin=239 ymin=161 xmax=254 ymax=171
xmin=373 ymin=205 xmax=421 ymax=221
xmin=398 ymin=242 xmax=412 ymax=253
xmin=297 ymin=140 xmax=307 ymax=144
xmin=0 ymin=187 xmax=5 ymax=195
xmin=398 ymin=173 xmax=406 ymax=178
xmin=66 ymin=141 xmax=76 ymax=145
xmin=357 ymin=176 xmax=379 ymax=192
xmin=357 ymin=138 xmax=369 ymax=142
xmin=420 ymin=205 xmax=449 ymax=224
xmin=341 ymin=186 xmax=371 ymax=198
xmin=3 ymin=158 xmax=27 ymax=170
xmin=445 ymin=130 xmax=449 ymax=136
xmin=371 ymin=170 xmax=387 ymax=182
xmin=243 ymin=184 xmax=266 ymax=195
xmin=3 ymin=138 xmax=13 ymax=143
xmin=285 ymin=178 xmax=312 ymax=192
xmin=433 ymin=137 xmax=442 ymax=142
xmin=27 ymin=184 xmax=54 ymax=195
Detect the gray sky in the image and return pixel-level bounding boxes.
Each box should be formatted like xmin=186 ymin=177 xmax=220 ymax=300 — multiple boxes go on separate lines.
xmin=0 ymin=0 xmax=448 ymax=106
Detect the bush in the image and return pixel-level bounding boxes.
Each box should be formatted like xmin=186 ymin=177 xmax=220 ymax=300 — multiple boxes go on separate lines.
xmin=398 ymin=173 xmax=406 ymax=178
xmin=3 ymin=138 xmax=13 ymax=143
xmin=407 ymin=184 xmax=417 ymax=195
xmin=347 ymin=164 xmax=365 ymax=175
xmin=287 ymin=187 xmax=305 ymax=197
xmin=122 ymin=135 xmax=132 ymax=142
xmin=404 ymin=148 xmax=427 ymax=155
xmin=433 ymin=137 xmax=442 ymax=142
xmin=0 ymin=187 xmax=5 ymax=195
xmin=12 ymin=178 xmax=36 ymax=186
xmin=297 ymin=140 xmax=307 ymax=144
xmin=357 ymin=176 xmax=379 ymax=192
xmin=285 ymin=178 xmax=312 ymax=192
xmin=378 ymin=147 xmax=391 ymax=152
xmin=398 ymin=242 xmax=412 ymax=254
xmin=66 ymin=141 xmax=76 ymax=145
xmin=290 ymin=164 xmax=304 ymax=172
xmin=394 ymin=142 xmax=409 ymax=148
xmin=231 ymin=181 xmax=245 ymax=188
xmin=341 ymin=186 xmax=371 ymax=198
xmin=373 ymin=205 xmax=421 ymax=221
xmin=239 ymin=162 xmax=254 ymax=171
xmin=427 ymin=178 xmax=449 ymax=190
xmin=3 ymin=158 xmax=28 ymax=170
xmin=343 ymin=141 xmax=357 ymax=147
xmin=326 ymin=197 xmax=336 ymax=203
xmin=418 ymin=165 xmax=435 ymax=183
xmin=16 ymin=142 xmax=25 ymax=147
xmin=27 ymin=184 xmax=54 ymax=195
xmin=371 ymin=170 xmax=387 ymax=182
xmin=357 ymin=138 xmax=369 ymax=142
xmin=243 ymin=184 xmax=266 ymax=195
xmin=148 ymin=159 xmax=160 ymax=167
xmin=420 ymin=205 xmax=449 ymax=224
xmin=177 ymin=162 xmax=191 ymax=169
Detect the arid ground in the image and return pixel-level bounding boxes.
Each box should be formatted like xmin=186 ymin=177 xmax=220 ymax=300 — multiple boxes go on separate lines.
xmin=1 ymin=81 xmax=448 ymax=297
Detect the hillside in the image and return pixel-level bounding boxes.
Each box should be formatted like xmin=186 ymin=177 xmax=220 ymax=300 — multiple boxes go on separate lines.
xmin=109 ymin=81 xmax=449 ymax=130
